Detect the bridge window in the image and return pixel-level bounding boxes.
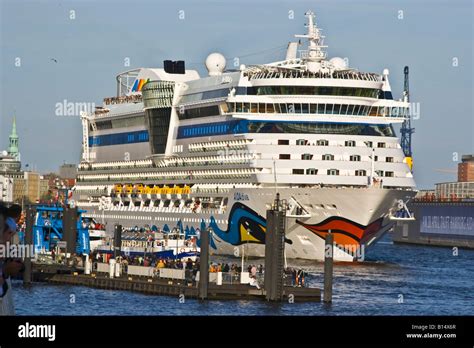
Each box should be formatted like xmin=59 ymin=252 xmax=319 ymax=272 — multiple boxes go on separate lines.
xmin=340 ymin=105 xmax=348 ymax=115
xmin=279 ymin=154 xmax=291 ymax=160
xmin=355 ymin=170 xmax=366 ymax=176
xmin=386 ymin=157 xmax=394 ymax=162
xmin=302 ymin=154 xmax=313 ymax=160
xmin=292 ymin=169 xmax=304 ymax=175
xmin=385 ymin=171 xmax=394 ymax=177
xmin=278 ymin=139 xmax=289 ymax=145
xmin=327 ymin=169 xmax=339 ymax=175
xmin=306 ymin=168 xmax=318 ymax=175
xmin=181 ymin=105 xmax=220 ymax=120
xmin=326 ymin=104 xmax=334 ymax=114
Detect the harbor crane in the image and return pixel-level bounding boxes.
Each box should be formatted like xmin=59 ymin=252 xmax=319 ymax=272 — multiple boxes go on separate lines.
xmin=400 ymin=66 xmax=415 ymax=172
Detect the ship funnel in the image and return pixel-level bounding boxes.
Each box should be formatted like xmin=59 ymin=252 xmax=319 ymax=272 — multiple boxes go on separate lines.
xmin=286 ymin=42 xmax=299 ymax=60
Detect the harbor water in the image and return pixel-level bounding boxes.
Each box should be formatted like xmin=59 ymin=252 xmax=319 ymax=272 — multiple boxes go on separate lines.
xmin=11 ymin=234 xmax=474 ymax=316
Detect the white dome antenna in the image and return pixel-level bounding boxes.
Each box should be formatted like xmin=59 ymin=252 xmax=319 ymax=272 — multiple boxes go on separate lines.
xmin=205 ymin=53 xmax=226 ymax=76
xmin=329 ymin=57 xmax=348 ymax=70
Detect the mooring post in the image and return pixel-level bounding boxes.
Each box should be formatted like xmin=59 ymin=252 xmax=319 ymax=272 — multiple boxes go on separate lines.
xmin=198 ymin=227 xmax=210 ymax=300
xmin=84 ymin=254 xmax=91 ymax=275
xmin=113 ymin=224 xmax=122 ymax=259
xmin=264 ymin=193 xmax=286 ymax=301
xmin=23 ymin=206 xmax=36 ymax=285
xmin=323 ymin=229 xmax=334 ymax=303
xmin=62 ymin=206 xmax=78 ymax=260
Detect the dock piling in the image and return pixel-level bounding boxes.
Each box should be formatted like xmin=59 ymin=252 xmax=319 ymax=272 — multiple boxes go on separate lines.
xmin=62 ymin=206 xmax=78 ymax=255
xmin=23 ymin=206 xmax=35 ymax=285
xmin=323 ymin=230 xmax=334 ymax=303
xmin=264 ymin=193 xmax=286 ymax=301
xmin=113 ymin=224 xmax=122 ymax=259
xmin=84 ymin=254 xmax=91 ymax=275
xmin=198 ymin=227 xmax=210 ymax=300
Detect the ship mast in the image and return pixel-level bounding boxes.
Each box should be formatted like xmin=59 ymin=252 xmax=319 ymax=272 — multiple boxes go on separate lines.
xmin=295 ymin=11 xmax=327 ymax=63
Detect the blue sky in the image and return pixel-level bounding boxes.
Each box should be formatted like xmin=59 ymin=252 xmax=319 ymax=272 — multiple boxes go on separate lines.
xmin=0 ymin=0 xmax=472 ymax=189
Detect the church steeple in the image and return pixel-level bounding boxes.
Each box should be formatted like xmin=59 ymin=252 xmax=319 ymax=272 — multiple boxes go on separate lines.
xmin=7 ymin=117 xmax=20 ymax=160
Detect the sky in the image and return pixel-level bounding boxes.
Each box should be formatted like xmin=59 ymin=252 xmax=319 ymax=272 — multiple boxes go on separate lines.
xmin=0 ymin=0 xmax=472 ymax=189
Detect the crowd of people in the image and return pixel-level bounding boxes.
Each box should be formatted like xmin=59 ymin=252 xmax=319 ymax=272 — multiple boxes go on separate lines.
xmin=88 ymin=250 xmax=307 ymax=288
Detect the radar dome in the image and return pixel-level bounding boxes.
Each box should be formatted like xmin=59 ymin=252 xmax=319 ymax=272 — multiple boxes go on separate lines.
xmin=1 ymin=150 xmax=7 ymax=156
xmin=205 ymin=53 xmax=226 ymax=76
xmin=329 ymin=57 xmax=348 ymax=70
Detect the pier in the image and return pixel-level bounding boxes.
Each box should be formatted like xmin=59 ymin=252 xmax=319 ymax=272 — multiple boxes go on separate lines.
xmin=30 ymin=262 xmax=321 ymax=302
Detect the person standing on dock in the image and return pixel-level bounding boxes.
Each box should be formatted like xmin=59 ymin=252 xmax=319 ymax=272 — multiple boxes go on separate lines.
xmin=0 ymin=203 xmax=23 ymax=316
xmin=296 ymin=269 xmax=305 ymax=287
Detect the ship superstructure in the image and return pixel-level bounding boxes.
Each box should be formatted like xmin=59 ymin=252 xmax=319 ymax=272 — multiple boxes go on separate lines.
xmin=74 ymin=11 xmax=416 ymax=261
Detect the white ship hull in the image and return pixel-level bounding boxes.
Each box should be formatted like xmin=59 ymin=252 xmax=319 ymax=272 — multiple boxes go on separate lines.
xmin=82 ymin=187 xmax=415 ymax=261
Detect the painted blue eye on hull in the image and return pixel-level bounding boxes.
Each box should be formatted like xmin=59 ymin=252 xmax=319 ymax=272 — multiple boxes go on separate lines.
xmin=209 ymin=203 xmax=267 ymax=246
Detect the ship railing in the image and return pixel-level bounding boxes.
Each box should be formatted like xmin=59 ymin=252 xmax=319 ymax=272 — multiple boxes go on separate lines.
xmin=221 ymin=272 xmax=242 ymax=285
xmin=191 ymin=188 xmax=231 ymax=194
xmin=245 ymin=67 xmax=381 ymax=82
xmin=103 ymin=94 xmax=142 ymax=106
xmin=413 ymin=197 xmax=470 ymax=203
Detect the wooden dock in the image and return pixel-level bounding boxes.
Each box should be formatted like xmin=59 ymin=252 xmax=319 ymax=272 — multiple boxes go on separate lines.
xmin=31 ymin=263 xmax=320 ymax=302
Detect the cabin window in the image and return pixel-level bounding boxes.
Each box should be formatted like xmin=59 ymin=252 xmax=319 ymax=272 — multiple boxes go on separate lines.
xmin=350 ymin=155 xmax=361 ymax=161
xmin=322 ymin=154 xmax=334 ymax=161
xmin=345 ymin=140 xmax=356 ymax=147
xmin=296 ymin=139 xmax=307 ymax=145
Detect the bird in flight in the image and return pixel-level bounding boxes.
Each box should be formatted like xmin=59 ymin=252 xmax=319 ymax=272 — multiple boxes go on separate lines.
xmin=51 ymin=58 xmax=58 ymax=63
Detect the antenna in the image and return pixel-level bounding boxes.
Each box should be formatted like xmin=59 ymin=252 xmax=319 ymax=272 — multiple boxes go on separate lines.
xmin=400 ymin=66 xmax=415 ymax=172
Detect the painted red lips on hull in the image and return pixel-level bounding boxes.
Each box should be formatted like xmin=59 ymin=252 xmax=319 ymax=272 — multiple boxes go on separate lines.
xmin=296 ymin=216 xmax=386 ymax=248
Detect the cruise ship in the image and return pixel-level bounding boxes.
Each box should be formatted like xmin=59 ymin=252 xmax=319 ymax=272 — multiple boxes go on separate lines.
xmin=74 ymin=11 xmax=416 ymax=261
